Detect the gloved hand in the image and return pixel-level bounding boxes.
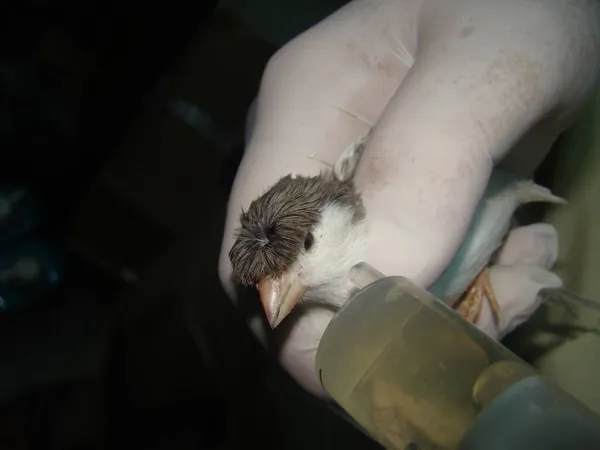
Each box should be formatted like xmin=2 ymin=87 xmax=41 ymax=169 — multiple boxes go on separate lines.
xmin=219 ymin=0 xmax=600 ymax=397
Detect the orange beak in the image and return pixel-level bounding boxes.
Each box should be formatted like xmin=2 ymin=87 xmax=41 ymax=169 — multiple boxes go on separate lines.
xmin=258 ymin=273 xmax=307 ymax=328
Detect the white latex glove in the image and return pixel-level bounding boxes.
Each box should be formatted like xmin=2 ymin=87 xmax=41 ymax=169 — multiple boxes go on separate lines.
xmin=219 ymin=0 xmax=600 ymax=398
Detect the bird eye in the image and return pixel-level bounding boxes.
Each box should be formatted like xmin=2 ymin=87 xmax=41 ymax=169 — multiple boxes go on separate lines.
xmin=304 ymin=232 xmax=314 ymax=251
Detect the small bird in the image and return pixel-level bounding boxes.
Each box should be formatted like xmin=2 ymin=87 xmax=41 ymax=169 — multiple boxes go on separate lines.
xmin=229 ymin=132 xmax=565 ymax=329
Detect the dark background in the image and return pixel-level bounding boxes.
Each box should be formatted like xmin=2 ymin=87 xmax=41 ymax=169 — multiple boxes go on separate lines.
xmin=0 ymin=1 xmax=383 ymax=449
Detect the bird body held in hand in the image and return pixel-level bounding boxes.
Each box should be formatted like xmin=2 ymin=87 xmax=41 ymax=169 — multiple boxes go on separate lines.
xmin=229 ymin=132 xmax=565 ymax=329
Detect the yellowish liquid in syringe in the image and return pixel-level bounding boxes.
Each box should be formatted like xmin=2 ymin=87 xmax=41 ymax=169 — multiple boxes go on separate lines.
xmin=342 ymin=303 xmax=489 ymax=450
xmin=317 ymin=275 xmax=536 ymax=450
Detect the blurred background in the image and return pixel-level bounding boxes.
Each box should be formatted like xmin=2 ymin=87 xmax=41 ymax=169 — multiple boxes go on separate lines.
xmin=0 ymin=1 xmax=598 ymax=449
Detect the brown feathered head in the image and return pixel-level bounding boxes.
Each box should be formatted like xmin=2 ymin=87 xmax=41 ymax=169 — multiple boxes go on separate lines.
xmin=229 ymin=133 xmax=371 ymax=327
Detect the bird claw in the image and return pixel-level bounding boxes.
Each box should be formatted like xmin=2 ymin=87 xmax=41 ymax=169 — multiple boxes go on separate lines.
xmin=455 ymin=267 xmax=501 ymax=325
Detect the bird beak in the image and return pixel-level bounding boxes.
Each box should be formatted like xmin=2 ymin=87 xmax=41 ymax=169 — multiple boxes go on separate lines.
xmin=258 ymin=273 xmax=307 ymax=328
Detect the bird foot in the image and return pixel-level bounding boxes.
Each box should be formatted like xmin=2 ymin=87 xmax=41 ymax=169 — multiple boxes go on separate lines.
xmin=455 ymin=267 xmax=500 ymax=325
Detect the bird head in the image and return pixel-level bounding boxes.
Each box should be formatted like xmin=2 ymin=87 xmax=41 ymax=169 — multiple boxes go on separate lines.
xmin=229 ymin=172 xmax=367 ymax=328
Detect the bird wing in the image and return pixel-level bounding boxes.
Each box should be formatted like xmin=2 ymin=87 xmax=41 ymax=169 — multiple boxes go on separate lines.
xmin=332 ymin=131 xmax=372 ymax=182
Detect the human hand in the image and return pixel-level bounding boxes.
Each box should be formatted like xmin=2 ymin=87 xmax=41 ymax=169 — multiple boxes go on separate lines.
xmin=218 ymin=0 xmax=600 ymax=397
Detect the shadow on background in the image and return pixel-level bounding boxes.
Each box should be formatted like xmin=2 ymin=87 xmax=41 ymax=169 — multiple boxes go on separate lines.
xmin=0 ymin=1 xmax=378 ymax=449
